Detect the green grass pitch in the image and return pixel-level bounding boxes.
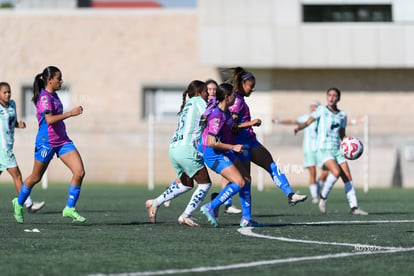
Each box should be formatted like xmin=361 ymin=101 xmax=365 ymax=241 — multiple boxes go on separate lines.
xmin=0 ymin=183 xmax=413 ymax=275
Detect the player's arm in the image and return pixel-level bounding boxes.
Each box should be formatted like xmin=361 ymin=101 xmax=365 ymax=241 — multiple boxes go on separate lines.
xmin=44 ymin=106 xmax=83 ymax=125
xmin=340 ymin=127 xmax=346 ymax=141
xmin=207 ymin=134 xmax=243 ymax=153
xmin=294 ymin=116 xmax=315 ymax=135
xmin=238 ymin=118 xmax=261 ymax=129
xmin=273 ymin=117 xmax=298 ymax=125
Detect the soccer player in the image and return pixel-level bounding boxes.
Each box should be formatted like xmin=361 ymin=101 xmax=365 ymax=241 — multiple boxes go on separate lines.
xmin=0 ymin=82 xmax=45 ymax=213
xmin=294 ymin=87 xmax=368 ymax=215
xmin=145 ymin=80 xmax=212 ymax=227
xmin=228 ymin=67 xmax=307 ymax=220
xmin=12 ymin=66 xmax=87 ymax=223
xmin=273 ymin=100 xmax=324 ymax=203
xmin=205 ymin=79 xmax=242 ymax=216
xmin=200 ymin=83 xmax=254 ymax=227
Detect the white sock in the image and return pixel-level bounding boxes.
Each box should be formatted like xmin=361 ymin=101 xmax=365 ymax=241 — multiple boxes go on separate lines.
xmin=24 ymin=196 xmax=33 ymax=208
xmin=344 ymin=181 xmax=358 ymax=208
xmin=320 ymin=174 xmax=338 ymax=199
xmin=309 ymin=184 xmax=318 ymax=199
xmin=155 ymin=182 xmax=192 ymax=207
xmin=183 ymin=183 xmax=211 ymax=216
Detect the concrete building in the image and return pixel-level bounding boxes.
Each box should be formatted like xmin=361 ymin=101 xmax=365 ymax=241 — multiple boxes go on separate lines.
xmin=0 ymin=0 xmax=413 ymax=188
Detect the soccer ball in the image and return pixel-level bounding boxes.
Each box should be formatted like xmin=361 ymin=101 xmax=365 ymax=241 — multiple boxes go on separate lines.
xmin=340 ymin=136 xmax=364 ymax=160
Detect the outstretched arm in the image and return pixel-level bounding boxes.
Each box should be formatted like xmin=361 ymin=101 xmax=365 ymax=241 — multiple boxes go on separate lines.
xmin=294 ymin=116 xmax=315 ymax=135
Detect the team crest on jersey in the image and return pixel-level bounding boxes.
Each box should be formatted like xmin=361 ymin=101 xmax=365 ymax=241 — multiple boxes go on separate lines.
xmin=212 ymin=118 xmax=220 ymax=132
xmin=41 ymin=95 xmax=48 ymax=107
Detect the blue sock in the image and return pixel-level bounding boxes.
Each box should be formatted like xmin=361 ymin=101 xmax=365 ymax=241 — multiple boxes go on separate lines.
xmin=268 ymin=162 xmax=294 ymax=196
xmin=210 ymin=183 xmax=241 ymax=210
xmin=239 ymin=182 xmax=251 ymax=220
xmin=18 ymin=184 xmax=32 ymax=205
xmin=66 ymin=184 xmax=81 ymax=208
xmin=224 ymin=197 xmax=232 ymax=206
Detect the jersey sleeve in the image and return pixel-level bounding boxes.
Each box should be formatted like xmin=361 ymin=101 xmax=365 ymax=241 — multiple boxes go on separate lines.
xmin=228 ymin=95 xmax=242 ymax=116
xmin=297 ymin=114 xmax=309 ymax=124
xmin=207 ymin=113 xmax=224 ymax=137
xmin=341 ymin=112 xmax=348 ymax=128
xmin=38 ymin=93 xmax=53 ymax=114
xmin=311 ymin=105 xmax=323 ymax=120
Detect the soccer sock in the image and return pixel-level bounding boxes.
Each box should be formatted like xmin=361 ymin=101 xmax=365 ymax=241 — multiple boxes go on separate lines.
xmin=17 ymin=184 xmax=32 ymax=206
xmin=155 ymin=180 xmax=192 ymax=207
xmin=224 ymin=197 xmax=232 ymax=206
xmin=317 ymin=179 xmax=324 ymax=193
xmin=309 ymin=183 xmax=318 ymax=199
xmin=267 ymin=162 xmax=294 ymax=196
xmin=320 ymin=173 xmax=338 ymax=199
xmin=24 ymin=196 xmax=33 ymax=208
xmin=210 ymin=183 xmax=241 ymax=210
xmin=239 ymin=182 xmax=252 ymax=220
xmin=66 ymin=184 xmax=81 ymax=208
xmin=344 ymin=181 xmax=358 ymax=208
xmin=183 ymin=183 xmax=211 ymax=216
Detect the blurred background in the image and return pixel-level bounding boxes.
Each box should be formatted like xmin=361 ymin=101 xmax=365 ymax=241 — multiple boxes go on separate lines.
xmin=0 ymin=0 xmax=413 ymax=189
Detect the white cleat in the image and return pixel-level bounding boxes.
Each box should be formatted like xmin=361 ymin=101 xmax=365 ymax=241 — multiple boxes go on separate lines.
xmin=224 ymin=205 xmax=242 ymax=214
xmin=319 ymin=198 xmax=327 ymax=214
xmin=178 ymin=214 xmax=199 ymax=227
xmin=27 ymin=201 xmax=46 ymax=213
xmin=350 ymin=207 xmax=368 ymax=215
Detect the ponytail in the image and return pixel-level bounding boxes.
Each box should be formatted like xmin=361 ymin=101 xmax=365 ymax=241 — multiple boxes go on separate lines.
xmin=32 ymin=73 xmax=44 ymax=104
xmin=178 ymin=90 xmax=188 ymax=114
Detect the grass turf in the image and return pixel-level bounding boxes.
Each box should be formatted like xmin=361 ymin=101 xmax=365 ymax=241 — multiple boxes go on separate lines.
xmin=0 ymin=183 xmax=413 ymax=275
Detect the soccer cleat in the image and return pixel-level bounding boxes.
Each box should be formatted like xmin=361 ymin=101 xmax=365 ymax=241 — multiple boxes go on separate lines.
xmin=12 ymin=198 xmax=24 ymax=223
xmin=211 ymin=192 xmax=219 ymax=217
xmin=240 ymin=218 xmax=264 ymax=228
xmin=312 ymin=198 xmax=319 ymax=204
xmin=350 ymin=207 xmax=368 ymax=215
xmin=62 ymin=207 xmax=86 ymax=223
xmin=27 ymin=201 xmax=46 ymax=213
xmin=145 ymin=199 xmax=158 ymax=224
xmin=200 ymin=203 xmax=218 ymax=227
xmin=163 ymin=200 xmax=171 ymax=207
xmin=319 ymin=197 xmax=327 ymax=214
xmin=224 ymin=205 xmax=242 ymax=214
xmin=288 ymin=193 xmax=308 ymax=206
xmin=178 ymin=214 xmax=199 ymax=227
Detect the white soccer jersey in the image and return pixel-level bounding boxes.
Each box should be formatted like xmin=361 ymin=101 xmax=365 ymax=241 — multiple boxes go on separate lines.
xmin=297 ymin=114 xmax=318 ymax=152
xmin=311 ymin=105 xmax=347 ymax=150
xmin=0 ymin=100 xmax=17 ymax=150
xmin=170 ymin=96 xmax=206 ymax=148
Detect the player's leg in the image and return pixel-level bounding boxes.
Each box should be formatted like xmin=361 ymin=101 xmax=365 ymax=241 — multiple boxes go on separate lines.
xmin=250 ymin=143 xmax=307 ymax=205
xmin=59 ymin=145 xmax=86 ymax=223
xmin=7 ymin=166 xmax=45 ymax=212
xmin=179 ymin=166 xmax=212 ymax=227
xmin=339 ymin=162 xmax=368 ymax=215
xmin=318 ymin=153 xmax=341 ymax=213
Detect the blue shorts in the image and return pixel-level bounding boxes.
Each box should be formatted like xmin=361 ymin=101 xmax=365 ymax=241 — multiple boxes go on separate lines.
xmin=35 ymin=142 xmax=77 ymax=163
xmin=203 ymin=146 xmax=236 ymax=174
xmin=234 ymin=135 xmax=261 ymax=162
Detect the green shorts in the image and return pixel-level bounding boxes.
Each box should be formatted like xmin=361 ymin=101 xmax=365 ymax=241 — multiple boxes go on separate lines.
xmin=169 ymin=145 xmax=204 ymax=179
xmin=303 ymin=150 xmax=320 ymax=168
xmin=0 ymin=149 xmax=18 ymax=171
xmin=319 ymin=148 xmax=346 ymax=170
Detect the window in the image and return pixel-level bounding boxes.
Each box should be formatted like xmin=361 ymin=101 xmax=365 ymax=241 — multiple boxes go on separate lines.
xmin=21 ymin=85 xmax=71 ymax=121
xmin=303 ymin=5 xmax=392 ymax=22
xmin=142 ymin=86 xmax=184 ymax=121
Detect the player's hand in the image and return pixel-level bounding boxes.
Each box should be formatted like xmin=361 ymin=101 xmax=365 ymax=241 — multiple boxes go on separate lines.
xmin=252 ymin=118 xmax=262 ymax=127
xmin=71 ymin=106 xmax=84 ymax=116
xmin=232 ymin=144 xmax=244 ymax=153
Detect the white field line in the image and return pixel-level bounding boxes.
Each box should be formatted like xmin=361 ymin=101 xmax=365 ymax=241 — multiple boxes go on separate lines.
xmin=90 ymin=219 xmax=414 ymax=276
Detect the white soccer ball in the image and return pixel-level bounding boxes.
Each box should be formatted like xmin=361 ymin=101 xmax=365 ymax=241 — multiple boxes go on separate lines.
xmin=340 ymin=136 xmax=364 ymax=160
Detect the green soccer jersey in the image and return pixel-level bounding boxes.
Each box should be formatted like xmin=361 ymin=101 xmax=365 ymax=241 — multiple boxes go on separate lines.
xmin=0 ymin=100 xmax=17 ymax=150
xmin=297 ymin=114 xmax=318 ymax=152
xmin=170 ymin=96 xmax=206 ymax=148
xmin=311 ymin=105 xmax=347 ymax=150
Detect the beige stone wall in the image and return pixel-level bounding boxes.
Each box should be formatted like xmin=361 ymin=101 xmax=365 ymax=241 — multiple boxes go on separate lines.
xmin=1 ymin=10 xmax=413 ymax=188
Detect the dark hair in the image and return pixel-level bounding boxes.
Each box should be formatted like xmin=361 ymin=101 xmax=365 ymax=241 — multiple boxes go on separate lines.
xmin=327 ymin=87 xmax=341 ymax=101
xmin=0 ymin=82 xmax=10 ymax=90
xmin=32 ymin=66 xmax=61 ymax=104
xmin=178 ymin=80 xmax=205 ymax=114
xmin=205 ymin=78 xmax=218 ymax=88
xmin=230 ymin=67 xmax=255 ymax=94
xmin=216 ymin=83 xmax=234 ymax=102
